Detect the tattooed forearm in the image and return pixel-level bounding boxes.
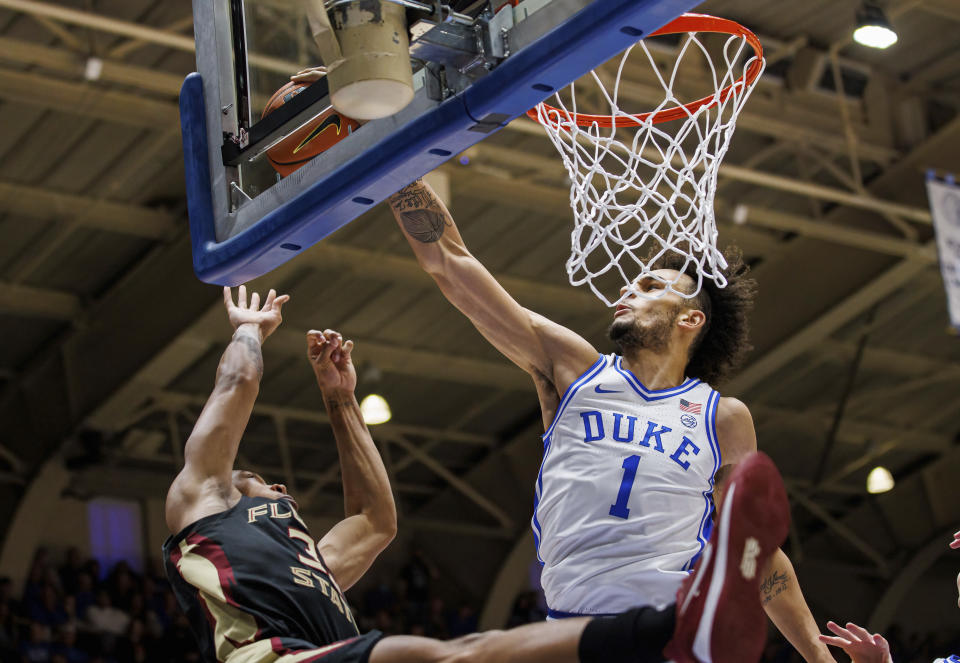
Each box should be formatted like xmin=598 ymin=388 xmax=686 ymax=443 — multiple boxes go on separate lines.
xmin=232 ymin=328 xmax=264 ymax=379
xmin=389 ymin=179 xmax=431 ymax=211
xmin=760 ymin=569 xmax=790 ymax=605
xmin=323 ymin=397 xmax=355 ymax=413
xmin=400 ymin=208 xmax=449 ymax=243
xmin=389 ymin=180 xmax=451 ymax=243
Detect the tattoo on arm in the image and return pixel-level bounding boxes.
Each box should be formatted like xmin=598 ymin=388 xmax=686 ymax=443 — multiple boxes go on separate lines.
xmin=760 ymin=569 xmax=790 ymax=605
xmin=233 ymin=329 xmax=264 ymax=379
xmin=399 ymin=209 xmax=449 ymax=243
xmin=323 ymin=398 xmax=353 ymax=412
xmin=389 ymin=180 xmax=451 ymax=243
xmin=389 ymin=180 xmax=430 ymax=211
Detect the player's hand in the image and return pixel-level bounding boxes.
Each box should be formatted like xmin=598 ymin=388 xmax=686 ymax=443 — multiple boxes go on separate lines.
xmin=819 ymin=621 xmax=892 ymax=663
xmin=949 ymin=530 xmax=960 ymax=549
xmin=307 ymin=329 xmax=356 ymax=393
xmin=223 ymin=286 xmax=289 ymax=341
xmin=291 ymin=66 xmax=327 ymax=83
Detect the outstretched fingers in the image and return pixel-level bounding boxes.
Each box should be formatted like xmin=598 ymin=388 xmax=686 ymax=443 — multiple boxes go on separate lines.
xmin=846 ymin=623 xmax=873 ymax=641
xmin=223 ymin=286 xmax=234 ymax=310
xmin=950 ymin=530 xmax=960 ymax=549
xmin=826 ymin=621 xmax=853 ymax=637
xmin=272 ymin=293 xmax=290 ymax=312
xmin=262 ymin=289 xmax=276 ymax=311
xmin=238 ymin=284 xmax=248 ymax=309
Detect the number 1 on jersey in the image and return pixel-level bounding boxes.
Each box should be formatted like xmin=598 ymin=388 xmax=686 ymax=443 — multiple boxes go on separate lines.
xmin=609 ymin=455 xmax=641 ymax=519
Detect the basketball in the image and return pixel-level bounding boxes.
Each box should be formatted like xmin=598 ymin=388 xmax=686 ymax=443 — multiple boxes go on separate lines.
xmin=262 ymin=81 xmax=360 ymax=177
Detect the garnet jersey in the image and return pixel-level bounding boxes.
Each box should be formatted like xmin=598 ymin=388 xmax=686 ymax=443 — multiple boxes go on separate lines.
xmin=163 ymin=496 xmax=365 ymax=662
xmin=533 ymin=354 xmax=722 ymax=615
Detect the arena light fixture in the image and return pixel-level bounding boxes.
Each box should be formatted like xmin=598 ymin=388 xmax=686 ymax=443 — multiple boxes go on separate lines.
xmin=866 ymin=466 xmax=894 ymax=494
xmin=853 ymin=3 xmax=898 ymax=49
xmin=360 ymin=394 xmax=391 ymax=425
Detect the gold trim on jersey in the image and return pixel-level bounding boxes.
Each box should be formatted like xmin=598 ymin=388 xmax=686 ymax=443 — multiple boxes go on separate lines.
xmin=176 ymin=538 xmax=259 ymax=662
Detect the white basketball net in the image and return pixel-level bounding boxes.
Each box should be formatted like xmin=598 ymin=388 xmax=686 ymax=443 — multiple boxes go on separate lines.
xmin=532 ymin=18 xmax=764 ymax=306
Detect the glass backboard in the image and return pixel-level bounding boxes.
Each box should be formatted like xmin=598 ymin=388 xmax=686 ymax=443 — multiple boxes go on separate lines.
xmin=181 ymin=0 xmax=699 ymax=284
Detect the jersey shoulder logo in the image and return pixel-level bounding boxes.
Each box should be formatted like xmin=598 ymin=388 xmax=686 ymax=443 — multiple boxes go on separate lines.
xmin=594 ymin=384 xmax=621 ymax=394
xmin=680 ymin=413 xmax=697 ymax=428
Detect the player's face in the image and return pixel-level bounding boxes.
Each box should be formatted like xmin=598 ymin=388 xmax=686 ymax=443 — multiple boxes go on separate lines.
xmin=232 ymin=470 xmax=299 ymax=511
xmin=609 ymin=270 xmax=692 ymax=352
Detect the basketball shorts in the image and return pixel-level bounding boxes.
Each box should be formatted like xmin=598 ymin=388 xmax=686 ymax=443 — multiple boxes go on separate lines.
xmin=227 ymin=631 xmax=384 ymax=663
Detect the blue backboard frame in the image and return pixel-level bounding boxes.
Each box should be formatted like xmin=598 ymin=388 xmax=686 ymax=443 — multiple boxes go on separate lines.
xmin=182 ymin=0 xmax=699 ymax=285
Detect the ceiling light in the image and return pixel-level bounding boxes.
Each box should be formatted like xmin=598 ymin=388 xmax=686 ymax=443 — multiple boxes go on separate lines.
xmin=853 ymin=4 xmax=898 ymax=49
xmin=360 ymin=393 xmax=391 ymax=425
xmin=866 ymin=466 xmax=894 ymax=494
xmin=84 ymin=57 xmax=103 ymax=81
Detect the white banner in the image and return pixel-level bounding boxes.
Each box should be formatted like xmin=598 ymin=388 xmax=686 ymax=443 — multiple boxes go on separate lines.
xmin=926 ymin=177 xmax=960 ymax=331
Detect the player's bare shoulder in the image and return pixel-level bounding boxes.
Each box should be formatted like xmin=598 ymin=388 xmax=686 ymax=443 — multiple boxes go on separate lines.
xmin=714 ymin=396 xmax=758 ymax=466
xmin=526 ymin=309 xmax=600 ymax=393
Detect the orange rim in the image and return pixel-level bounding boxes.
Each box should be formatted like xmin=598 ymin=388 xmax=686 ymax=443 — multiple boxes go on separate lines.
xmin=526 ymin=13 xmax=764 ymax=128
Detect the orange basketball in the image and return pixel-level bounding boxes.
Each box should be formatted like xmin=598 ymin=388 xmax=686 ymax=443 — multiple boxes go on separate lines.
xmin=262 ymin=81 xmax=360 ymax=177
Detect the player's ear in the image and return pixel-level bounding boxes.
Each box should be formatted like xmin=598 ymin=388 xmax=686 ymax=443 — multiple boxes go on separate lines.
xmin=677 ymin=308 xmax=705 ymax=332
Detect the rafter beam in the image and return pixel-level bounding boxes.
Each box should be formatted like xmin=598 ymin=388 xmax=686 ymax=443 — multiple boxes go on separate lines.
xmin=312 ymin=243 xmax=600 ymax=314
xmin=0 ymin=36 xmax=183 ymax=96
xmin=787 ymin=486 xmax=889 ymax=575
xmin=0 ymin=68 xmax=178 ymax=128
xmin=0 ymin=181 xmax=176 ymax=238
xmin=158 ymin=391 xmax=497 ymax=447
xmin=0 ymin=283 xmax=80 ymax=320
xmin=388 ymin=434 xmax=515 ymax=529
xmin=752 ymin=404 xmax=951 ymax=454
xmin=269 ymin=328 xmax=530 ymax=391
xmin=484 ymin=128 xmax=929 ymax=223
xmin=727 ymin=248 xmax=935 ymax=396
xmin=0 ymin=0 xmax=298 ymax=74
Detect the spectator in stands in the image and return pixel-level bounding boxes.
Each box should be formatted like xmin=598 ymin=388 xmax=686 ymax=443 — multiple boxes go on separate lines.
xmin=58 ymin=549 xmax=83 ymax=597
xmin=0 ymin=600 xmax=17 ymax=661
xmin=85 ymin=589 xmax=129 ymax=638
xmin=29 ymin=584 xmax=68 ymax=629
xmin=53 ymin=624 xmax=88 ymax=663
xmin=73 ymin=573 xmax=95 ymax=621
xmin=20 ymin=621 xmax=53 ymax=663
xmin=448 ymin=602 xmax=478 ymax=637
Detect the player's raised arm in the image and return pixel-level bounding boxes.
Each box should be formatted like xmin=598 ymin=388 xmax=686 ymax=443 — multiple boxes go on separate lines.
xmin=387 ymin=178 xmax=597 ymax=393
xmin=714 ymin=397 xmax=837 ymax=663
xmin=309 ymin=330 xmax=397 ymax=591
xmin=164 ymin=286 xmax=289 ymax=534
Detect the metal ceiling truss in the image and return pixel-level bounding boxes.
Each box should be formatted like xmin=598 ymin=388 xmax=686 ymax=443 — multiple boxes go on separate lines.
xmin=0 ymin=0 xmax=957 ymax=604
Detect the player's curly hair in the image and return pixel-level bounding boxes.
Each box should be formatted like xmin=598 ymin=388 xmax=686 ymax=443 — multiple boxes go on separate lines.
xmin=651 ymin=246 xmax=757 ymax=386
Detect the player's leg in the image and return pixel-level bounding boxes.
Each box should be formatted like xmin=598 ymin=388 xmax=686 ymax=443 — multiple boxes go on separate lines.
xmin=371 ymin=451 xmax=788 ymax=663
xmin=369 ymin=606 xmax=675 ymax=663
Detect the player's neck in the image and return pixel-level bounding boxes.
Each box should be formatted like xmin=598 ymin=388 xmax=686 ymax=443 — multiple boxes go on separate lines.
xmin=619 ymin=346 xmax=689 ymax=390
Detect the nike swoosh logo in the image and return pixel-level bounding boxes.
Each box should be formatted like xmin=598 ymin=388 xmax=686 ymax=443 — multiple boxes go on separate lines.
xmin=594 ymin=385 xmax=621 ymax=394
xmin=293 ymin=114 xmax=342 ymax=154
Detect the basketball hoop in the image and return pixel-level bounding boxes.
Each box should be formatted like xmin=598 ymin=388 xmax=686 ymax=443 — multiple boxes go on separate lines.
xmin=528 ymin=13 xmax=765 ymax=306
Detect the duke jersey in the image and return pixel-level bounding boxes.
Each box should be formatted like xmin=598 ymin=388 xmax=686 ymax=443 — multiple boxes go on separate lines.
xmin=533 ymin=354 xmax=722 ymax=615
xmin=163 ymin=496 xmax=380 ymax=663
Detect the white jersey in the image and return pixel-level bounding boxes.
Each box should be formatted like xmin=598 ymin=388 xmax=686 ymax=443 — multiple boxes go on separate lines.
xmin=533 ymin=354 xmax=722 ymax=615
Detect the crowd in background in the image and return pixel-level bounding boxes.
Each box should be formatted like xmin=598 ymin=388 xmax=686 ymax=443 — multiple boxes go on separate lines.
xmin=0 ymin=547 xmax=955 ymax=663
xmin=0 ymin=547 xmax=481 ymax=663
